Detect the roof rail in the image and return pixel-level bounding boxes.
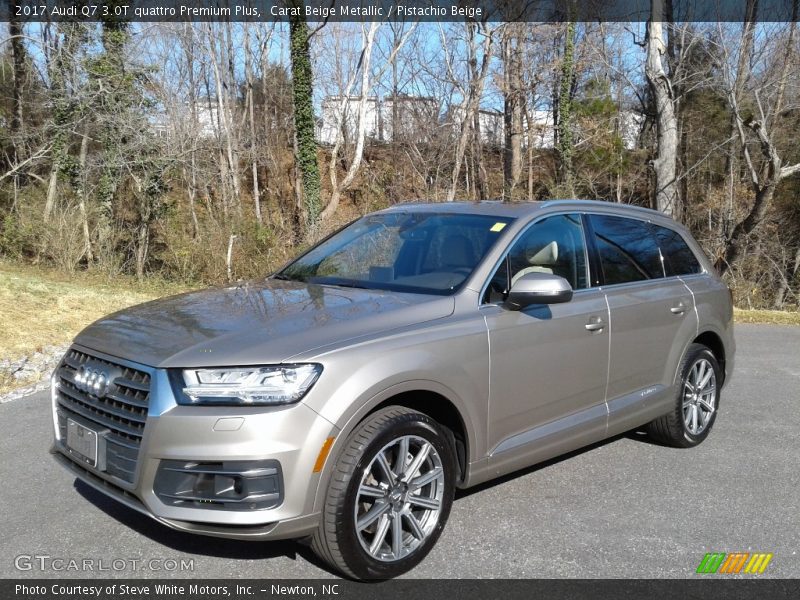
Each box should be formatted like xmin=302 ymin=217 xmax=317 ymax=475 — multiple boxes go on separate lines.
xmin=539 ymin=199 xmax=662 ymax=216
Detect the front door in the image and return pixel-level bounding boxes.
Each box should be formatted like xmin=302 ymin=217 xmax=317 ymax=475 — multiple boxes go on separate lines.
xmin=483 ymin=213 xmax=610 ymax=477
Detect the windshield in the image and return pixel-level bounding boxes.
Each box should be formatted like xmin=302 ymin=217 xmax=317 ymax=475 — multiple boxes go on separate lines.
xmin=276 ymin=212 xmax=514 ymax=295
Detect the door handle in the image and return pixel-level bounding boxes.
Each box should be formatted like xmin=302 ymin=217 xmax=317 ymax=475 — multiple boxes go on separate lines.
xmin=670 ymin=302 xmax=687 ymax=315
xmin=585 ymin=318 xmax=605 ymax=332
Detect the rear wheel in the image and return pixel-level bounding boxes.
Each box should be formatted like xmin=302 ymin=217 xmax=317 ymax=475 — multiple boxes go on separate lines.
xmin=311 ymin=406 xmax=456 ymax=579
xmin=647 ymin=343 xmax=721 ymax=447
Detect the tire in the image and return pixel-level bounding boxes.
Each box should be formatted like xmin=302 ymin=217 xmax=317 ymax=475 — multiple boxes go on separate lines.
xmin=311 ymin=406 xmax=457 ymax=579
xmin=647 ymin=343 xmax=721 ymax=448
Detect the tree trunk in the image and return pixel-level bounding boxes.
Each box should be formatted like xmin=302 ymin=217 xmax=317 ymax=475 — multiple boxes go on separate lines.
xmin=289 ymin=10 xmax=322 ymax=236
xmin=447 ymin=23 xmax=494 ymax=202
xmin=645 ymin=1 xmax=678 ymax=217
xmin=77 ymin=130 xmax=93 ymax=264
xmin=556 ymin=21 xmax=577 ymax=197
xmin=473 ymin=112 xmax=490 ymax=199
xmin=722 ymin=0 xmax=758 ymax=235
xmin=773 ymin=246 xmax=800 ymax=309
xmin=226 ymin=234 xmax=237 ymax=282
xmin=207 ymin=23 xmax=242 ymax=219
xmin=135 ymin=222 xmax=149 ymax=282
xmin=502 ymin=24 xmax=524 ymax=200
xmin=44 ymin=165 xmax=58 ymax=222
xmin=9 ymin=7 xmax=25 ymax=196
xmin=9 ymin=8 xmax=25 ymax=138
xmin=244 ymin=25 xmax=262 ymax=225
xmin=184 ymin=162 xmax=200 ymax=240
xmin=523 ymin=108 xmax=535 ymax=200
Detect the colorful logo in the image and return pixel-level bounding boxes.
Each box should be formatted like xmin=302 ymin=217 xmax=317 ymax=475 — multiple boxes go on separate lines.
xmin=696 ymin=552 xmax=773 ymax=574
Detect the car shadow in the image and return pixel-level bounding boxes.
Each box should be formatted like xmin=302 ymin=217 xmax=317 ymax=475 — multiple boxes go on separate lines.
xmin=75 ymin=428 xmax=661 ymax=575
xmin=623 ymin=427 xmax=678 ymax=448
xmin=454 ymin=432 xmax=631 ymax=500
xmin=74 ymin=480 xmax=324 ymax=566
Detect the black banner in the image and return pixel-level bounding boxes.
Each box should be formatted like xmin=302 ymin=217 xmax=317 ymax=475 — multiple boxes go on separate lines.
xmin=5 ymin=579 xmax=800 ymax=600
xmin=1 ymin=0 xmax=799 ymax=23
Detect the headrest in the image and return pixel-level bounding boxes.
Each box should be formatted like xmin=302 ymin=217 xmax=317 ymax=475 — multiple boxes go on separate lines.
xmin=527 ymin=241 xmax=558 ymax=266
xmin=443 ymin=234 xmax=475 ymax=267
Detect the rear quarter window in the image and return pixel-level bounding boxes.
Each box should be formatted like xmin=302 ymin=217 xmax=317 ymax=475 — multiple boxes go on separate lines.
xmin=650 ymin=224 xmax=703 ymax=276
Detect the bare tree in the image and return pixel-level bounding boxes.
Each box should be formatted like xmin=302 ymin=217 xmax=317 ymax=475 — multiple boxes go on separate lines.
xmin=721 ymin=0 xmax=759 ymax=235
xmin=445 ymin=22 xmax=496 ymax=202
xmin=320 ymin=22 xmax=416 ymax=222
xmin=244 ymin=23 xmax=273 ymax=225
xmin=320 ymin=22 xmax=380 ymax=223
xmin=205 ymin=22 xmax=242 ymax=220
xmin=502 ymin=23 xmax=524 ymax=199
xmin=715 ymin=6 xmax=800 ymax=274
xmin=646 ymin=0 xmax=679 ymax=217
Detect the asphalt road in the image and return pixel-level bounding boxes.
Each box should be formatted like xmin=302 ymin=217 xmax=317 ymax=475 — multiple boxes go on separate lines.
xmin=1 ymin=323 xmax=798 ymax=579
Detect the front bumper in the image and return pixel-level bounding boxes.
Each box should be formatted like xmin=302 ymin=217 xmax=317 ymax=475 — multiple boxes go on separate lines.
xmin=51 ymin=448 xmax=322 ymax=540
xmin=51 ymin=346 xmax=338 ymax=540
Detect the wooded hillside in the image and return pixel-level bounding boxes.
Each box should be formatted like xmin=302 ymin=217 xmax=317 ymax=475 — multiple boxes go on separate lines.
xmin=1 ymin=14 xmax=799 ymax=309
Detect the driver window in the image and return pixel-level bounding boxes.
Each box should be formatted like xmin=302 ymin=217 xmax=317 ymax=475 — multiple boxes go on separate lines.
xmin=483 ymin=213 xmax=588 ymax=304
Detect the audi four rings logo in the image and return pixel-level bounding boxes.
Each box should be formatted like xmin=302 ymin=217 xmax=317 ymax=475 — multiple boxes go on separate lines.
xmin=74 ymin=365 xmax=112 ymax=397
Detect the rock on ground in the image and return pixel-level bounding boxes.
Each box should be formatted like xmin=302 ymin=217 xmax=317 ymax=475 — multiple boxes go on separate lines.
xmin=0 ymin=344 xmax=70 ymax=403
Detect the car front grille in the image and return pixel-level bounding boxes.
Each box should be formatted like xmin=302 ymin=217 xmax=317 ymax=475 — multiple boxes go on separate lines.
xmin=55 ymin=348 xmax=151 ymax=485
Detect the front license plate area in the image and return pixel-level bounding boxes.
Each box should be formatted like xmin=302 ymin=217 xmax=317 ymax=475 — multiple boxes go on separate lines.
xmin=66 ymin=418 xmax=98 ymax=467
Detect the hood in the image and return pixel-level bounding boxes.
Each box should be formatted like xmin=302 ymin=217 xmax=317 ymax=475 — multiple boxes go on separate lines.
xmin=74 ymin=280 xmax=454 ymax=368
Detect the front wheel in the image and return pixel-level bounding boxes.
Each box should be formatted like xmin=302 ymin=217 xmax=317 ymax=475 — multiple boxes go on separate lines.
xmin=647 ymin=343 xmax=721 ymax=448
xmin=311 ymin=406 xmax=456 ymax=579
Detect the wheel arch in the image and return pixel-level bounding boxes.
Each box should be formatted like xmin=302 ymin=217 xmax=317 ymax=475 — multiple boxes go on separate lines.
xmin=311 ymin=382 xmax=476 ymax=515
xmin=366 ymin=390 xmax=469 ymax=485
xmin=693 ymin=330 xmax=726 ymax=385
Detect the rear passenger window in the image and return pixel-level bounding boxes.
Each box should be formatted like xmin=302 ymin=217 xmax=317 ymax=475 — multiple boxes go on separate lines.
xmin=650 ymin=224 xmax=702 ymax=276
xmin=589 ymin=215 xmax=664 ymax=285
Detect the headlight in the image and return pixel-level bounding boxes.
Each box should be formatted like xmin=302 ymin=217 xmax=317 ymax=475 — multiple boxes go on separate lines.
xmin=179 ymin=364 xmax=322 ymax=406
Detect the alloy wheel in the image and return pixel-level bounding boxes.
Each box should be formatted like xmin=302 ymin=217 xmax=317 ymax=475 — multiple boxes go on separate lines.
xmin=354 ymin=435 xmax=445 ymax=562
xmin=682 ymin=358 xmax=717 ymax=435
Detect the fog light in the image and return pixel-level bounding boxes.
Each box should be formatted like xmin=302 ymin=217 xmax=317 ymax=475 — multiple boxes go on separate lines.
xmin=154 ymin=460 xmax=283 ymax=511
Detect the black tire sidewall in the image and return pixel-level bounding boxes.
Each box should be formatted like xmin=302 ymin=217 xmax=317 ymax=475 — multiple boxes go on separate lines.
xmin=679 ymin=347 xmax=721 ymax=446
xmin=337 ymin=414 xmax=456 ymax=580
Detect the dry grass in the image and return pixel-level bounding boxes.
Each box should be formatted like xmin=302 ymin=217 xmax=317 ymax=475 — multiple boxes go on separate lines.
xmin=733 ymin=307 xmax=800 ymax=325
xmin=0 ymin=261 xmax=191 ymax=362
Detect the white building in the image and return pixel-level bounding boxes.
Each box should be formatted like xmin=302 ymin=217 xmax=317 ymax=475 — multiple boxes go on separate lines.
xmin=316 ymin=95 xmax=439 ymax=145
xmin=149 ymin=99 xmax=223 ymax=140
xmin=317 ymin=96 xmax=381 ymax=145
xmin=525 ymin=109 xmax=555 ymax=149
xmin=380 ymin=96 xmax=440 ymax=143
xmin=617 ymin=110 xmax=644 ymax=151
xmin=448 ymin=107 xmax=641 ymax=151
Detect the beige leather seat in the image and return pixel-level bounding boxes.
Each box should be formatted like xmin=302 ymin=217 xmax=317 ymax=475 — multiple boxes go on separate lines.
xmin=511 ymin=241 xmax=558 ymax=285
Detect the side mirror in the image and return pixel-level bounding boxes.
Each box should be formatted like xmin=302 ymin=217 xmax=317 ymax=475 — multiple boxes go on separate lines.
xmin=506 ymin=272 xmax=573 ymax=310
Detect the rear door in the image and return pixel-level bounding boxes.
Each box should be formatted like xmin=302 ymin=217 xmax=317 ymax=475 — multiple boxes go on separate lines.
xmin=586 ymin=213 xmax=698 ymax=435
xmin=651 ymin=222 xmax=734 ymax=384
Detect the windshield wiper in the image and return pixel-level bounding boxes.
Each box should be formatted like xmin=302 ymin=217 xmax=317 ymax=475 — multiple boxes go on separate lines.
xmin=330 ymin=282 xmax=371 ymax=289
xmin=271 ymin=273 xmax=298 ymax=282
xmin=310 ymin=277 xmax=373 ymax=290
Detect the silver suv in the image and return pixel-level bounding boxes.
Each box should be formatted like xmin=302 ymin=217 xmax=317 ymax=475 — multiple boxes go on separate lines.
xmin=51 ymin=200 xmax=734 ymax=579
